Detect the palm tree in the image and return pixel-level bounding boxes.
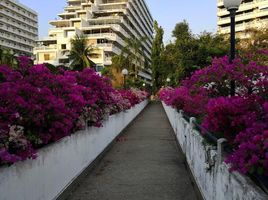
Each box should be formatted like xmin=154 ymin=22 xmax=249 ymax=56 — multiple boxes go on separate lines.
xmin=126 ymin=37 xmax=148 ymax=76
xmin=68 ymin=34 xmax=95 ymax=71
xmin=104 ymin=36 xmax=148 ymax=87
xmin=0 ymin=46 xmax=16 ymax=67
xmin=112 ymin=36 xmax=148 ymax=76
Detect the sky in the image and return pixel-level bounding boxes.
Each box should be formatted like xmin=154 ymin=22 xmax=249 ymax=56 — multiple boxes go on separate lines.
xmin=19 ymin=0 xmax=217 ymax=43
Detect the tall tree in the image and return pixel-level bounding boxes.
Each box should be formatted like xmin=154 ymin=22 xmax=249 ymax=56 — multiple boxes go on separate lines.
xmin=237 ymin=27 xmax=268 ymax=65
xmin=161 ymin=43 xmax=184 ymax=86
xmin=170 ymin=21 xmax=228 ymax=80
xmin=171 ymin=20 xmax=197 ymax=78
xmin=108 ymin=36 xmax=148 ymax=87
xmin=151 ymin=21 xmax=164 ymax=92
xmin=195 ymin=31 xmax=228 ymax=67
xmin=123 ymin=36 xmax=148 ymax=77
xmin=69 ymin=34 xmax=94 ymax=71
xmin=172 ymin=20 xmax=192 ymax=42
xmin=111 ymin=37 xmax=147 ymax=73
xmin=150 ymin=20 xmax=229 ymax=87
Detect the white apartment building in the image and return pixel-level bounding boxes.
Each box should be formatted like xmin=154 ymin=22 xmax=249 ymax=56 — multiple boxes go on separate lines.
xmin=34 ymin=0 xmax=153 ymax=82
xmin=0 ymin=0 xmax=38 ymax=55
xmin=217 ymin=0 xmax=268 ymax=37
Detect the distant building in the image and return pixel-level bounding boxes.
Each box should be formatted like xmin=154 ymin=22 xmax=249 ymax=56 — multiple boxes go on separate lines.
xmin=217 ymin=0 xmax=268 ymax=37
xmin=0 ymin=0 xmax=38 ymax=55
xmin=34 ymin=0 xmax=153 ymax=83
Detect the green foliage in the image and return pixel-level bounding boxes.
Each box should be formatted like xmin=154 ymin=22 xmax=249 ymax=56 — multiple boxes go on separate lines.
xmin=0 ymin=46 xmax=17 ymax=67
xmin=151 ymin=20 xmax=229 ymax=91
xmin=237 ymin=27 xmax=268 ymax=65
xmin=69 ymin=34 xmax=95 ymax=71
xmin=172 ymin=20 xmax=192 ymax=42
xmin=110 ymin=36 xmax=148 ymax=84
xmin=164 ymin=21 xmax=228 ymax=87
xmin=44 ymin=63 xmax=59 ymax=74
xmin=172 ymin=23 xmax=228 ymax=79
xmin=111 ymin=54 xmax=128 ymax=73
xmin=126 ymin=77 xmax=145 ymax=89
xmin=43 ymin=63 xmax=69 ymax=74
xmin=151 ymin=21 xmax=164 ymax=93
xmin=101 ymin=65 xmax=114 ymax=79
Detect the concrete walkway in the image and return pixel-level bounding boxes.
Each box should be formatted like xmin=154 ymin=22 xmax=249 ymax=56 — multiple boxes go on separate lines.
xmin=67 ymin=102 xmax=199 ymax=200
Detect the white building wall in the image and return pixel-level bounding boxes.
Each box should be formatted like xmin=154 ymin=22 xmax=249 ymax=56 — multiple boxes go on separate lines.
xmin=0 ymin=0 xmax=38 ymax=55
xmin=34 ymin=0 xmax=153 ymax=81
xmin=217 ymin=0 xmax=268 ymax=36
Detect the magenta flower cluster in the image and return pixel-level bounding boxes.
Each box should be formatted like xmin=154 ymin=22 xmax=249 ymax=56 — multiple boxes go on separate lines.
xmin=159 ymin=56 xmax=268 ymax=175
xmin=0 ymin=57 xmax=148 ymax=164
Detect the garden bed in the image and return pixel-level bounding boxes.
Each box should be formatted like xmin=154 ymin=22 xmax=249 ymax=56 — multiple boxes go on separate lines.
xmin=162 ymin=102 xmax=268 ymax=200
xmin=0 ymin=100 xmax=148 ymax=200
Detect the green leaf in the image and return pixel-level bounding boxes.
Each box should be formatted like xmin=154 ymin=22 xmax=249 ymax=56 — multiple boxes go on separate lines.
xmin=257 ymin=167 xmax=264 ymax=175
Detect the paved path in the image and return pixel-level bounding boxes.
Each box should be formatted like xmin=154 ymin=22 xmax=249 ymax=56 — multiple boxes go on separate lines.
xmin=67 ymin=102 xmax=199 ymax=200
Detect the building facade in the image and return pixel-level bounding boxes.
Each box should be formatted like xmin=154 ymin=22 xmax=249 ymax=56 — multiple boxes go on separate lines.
xmin=34 ymin=0 xmax=153 ymax=82
xmin=217 ymin=0 xmax=268 ymax=37
xmin=0 ymin=0 xmax=38 ymax=55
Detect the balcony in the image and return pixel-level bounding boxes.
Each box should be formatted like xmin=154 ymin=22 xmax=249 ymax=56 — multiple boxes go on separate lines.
xmin=218 ymin=12 xmax=258 ymax=25
xmin=138 ymin=70 xmax=152 ymax=80
xmin=0 ymin=10 xmax=38 ymax=34
xmin=0 ymin=40 xmax=32 ymax=54
xmin=0 ymin=1 xmax=38 ymax=22
xmin=128 ymin=0 xmax=153 ymax=35
xmin=37 ymin=36 xmax=57 ymax=42
xmin=257 ymin=8 xmax=268 ymax=17
xmin=50 ymin=19 xmax=71 ymax=27
xmin=34 ymin=45 xmax=57 ymax=51
xmin=58 ymin=12 xmax=76 ymax=18
xmin=0 ymin=33 xmax=33 ymax=47
xmin=97 ymin=4 xmax=127 ymax=12
xmin=64 ymin=5 xmax=81 ymax=11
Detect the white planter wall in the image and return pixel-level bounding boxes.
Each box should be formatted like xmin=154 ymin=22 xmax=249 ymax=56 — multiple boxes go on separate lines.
xmin=162 ymin=102 xmax=268 ymax=200
xmin=0 ymin=100 xmax=148 ymax=200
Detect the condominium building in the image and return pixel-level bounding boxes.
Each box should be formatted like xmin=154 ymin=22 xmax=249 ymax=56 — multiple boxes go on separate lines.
xmin=217 ymin=0 xmax=268 ymax=37
xmin=0 ymin=0 xmax=38 ymax=55
xmin=34 ymin=0 xmax=153 ymax=82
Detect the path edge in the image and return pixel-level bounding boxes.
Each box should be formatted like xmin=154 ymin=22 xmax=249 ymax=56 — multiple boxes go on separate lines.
xmin=160 ymin=102 xmax=204 ymax=200
xmin=56 ymin=102 xmax=151 ymax=200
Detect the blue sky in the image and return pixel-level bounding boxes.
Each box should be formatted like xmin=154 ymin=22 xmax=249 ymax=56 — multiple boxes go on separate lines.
xmin=19 ymin=0 xmax=217 ymax=43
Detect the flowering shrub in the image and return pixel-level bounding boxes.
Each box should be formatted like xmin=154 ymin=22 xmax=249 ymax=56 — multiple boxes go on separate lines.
xmin=182 ymin=56 xmax=268 ymax=98
xmin=159 ymin=56 xmax=268 ymax=175
xmin=201 ymin=96 xmax=263 ymax=141
xmin=158 ymin=87 xmax=174 ymax=106
xmin=0 ymin=60 xmax=148 ymax=165
xmin=159 ymin=86 xmax=208 ymax=118
xmin=226 ymin=101 xmax=268 ymax=175
xmin=119 ymin=89 xmax=143 ymax=107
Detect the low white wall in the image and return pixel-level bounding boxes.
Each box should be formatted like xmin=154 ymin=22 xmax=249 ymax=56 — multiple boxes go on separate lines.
xmin=162 ymin=102 xmax=268 ymax=200
xmin=0 ymin=100 xmax=148 ymax=200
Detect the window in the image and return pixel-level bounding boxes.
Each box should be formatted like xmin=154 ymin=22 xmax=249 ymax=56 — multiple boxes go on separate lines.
xmin=61 ymin=44 xmax=67 ymax=49
xmin=44 ymin=54 xmax=50 ymax=61
xmin=97 ymin=39 xmax=108 ymax=44
xmin=90 ymin=53 xmax=99 ymax=58
xmin=96 ymin=65 xmax=103 ymax=72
